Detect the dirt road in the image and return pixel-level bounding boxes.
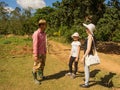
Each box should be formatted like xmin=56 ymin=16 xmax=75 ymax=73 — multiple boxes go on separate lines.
xmin=48 ymin=40 xmax=120 ymax=74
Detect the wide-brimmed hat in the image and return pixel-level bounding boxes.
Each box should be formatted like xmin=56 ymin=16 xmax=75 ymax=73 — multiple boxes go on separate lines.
xmin=38 ymin=19 xmax=46 ymax=24
xmin=71 ymin=32 xmax=80 ymax=38
xmin=83 ymin=23 xmax=96 ymax=35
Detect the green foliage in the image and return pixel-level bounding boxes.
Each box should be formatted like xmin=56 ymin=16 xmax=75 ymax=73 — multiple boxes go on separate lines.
xmin=3 ymin=40 xmax=12 ymax=44
xmin=112 ymin=29 xmax=120 ymax=42
xmin=96 ymin=0 xmax=120 ymax=42
xmin=0 ymin=0 xmax=120 ymax=42
xmin=112 ymin=74 xmax=120 ymax=88
xmin=63 ymin=25 xmax=86 ymax=42
xmin=0 ymin=35 xmax=32 ymax=59
xmin=0 ymin=36 xmax=32 ymax=45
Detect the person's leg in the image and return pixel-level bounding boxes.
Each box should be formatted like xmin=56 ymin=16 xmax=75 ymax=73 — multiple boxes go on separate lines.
xmin=66 ymin=56 xmax=74 ymax=76
xmin=74 ymin=61 xmax=78 ymax=75
xmin=38 ymin=54 xmax=46 ymax=78
xmin=80 ymin=64 xmax=90 ymax=87
xmin=41 ymin=54 xmax=46 ymax=77
xmin=84 ymin=64 xmax=90 ymax=85
xmin=69 ymin=56 xmax=74 ymax=73
xmin=32 ymin=62 xmax=41 ymax=84
xmin=71 ymin=58 xmax=78 ymax=79
xmin=32 ymin=69 xmax=37 ymax=80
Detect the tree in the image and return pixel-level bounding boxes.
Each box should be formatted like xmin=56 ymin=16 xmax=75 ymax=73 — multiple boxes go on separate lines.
xmin=96 ymin=0 xmax=120 ymax=42
xmin=9 ymin=7 xmax=22 ymax=34
xmin=0 ymin=1 xmax=9 ymax=34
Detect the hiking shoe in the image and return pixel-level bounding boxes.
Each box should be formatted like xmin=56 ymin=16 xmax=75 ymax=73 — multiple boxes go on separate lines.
xmin=65 ymin=72 xmax=72 ymax=76
xmin=34 ymin=79 xmax=41 ymax=84
xmin=71 ymin=73 xmax=76 ymax=79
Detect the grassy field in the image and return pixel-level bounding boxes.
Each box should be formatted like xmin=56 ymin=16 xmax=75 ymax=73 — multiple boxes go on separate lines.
xmin=0 ymin=35 xmax=120 ymax=90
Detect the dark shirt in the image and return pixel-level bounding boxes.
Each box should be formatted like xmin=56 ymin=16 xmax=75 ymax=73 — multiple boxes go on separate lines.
xmin=84 ymin=36 xmax=96 ymax=55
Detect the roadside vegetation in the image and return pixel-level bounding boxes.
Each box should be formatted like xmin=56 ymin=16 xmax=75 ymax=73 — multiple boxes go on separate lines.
xmin=0 ymin=0 xmax=120 ymax=42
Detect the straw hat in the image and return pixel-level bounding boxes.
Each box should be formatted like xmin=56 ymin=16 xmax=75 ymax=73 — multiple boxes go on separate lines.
xmin=38 ymin=19 xmax=46 ymax=24
xmin=83 ymin=23 xmax=96 ymax=35
xmin=71 ymin=32 xmax=80 ymax=38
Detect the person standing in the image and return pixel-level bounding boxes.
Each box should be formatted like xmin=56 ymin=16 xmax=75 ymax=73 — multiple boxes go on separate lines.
xmin=80 ymin=23 xmax=96 ymax=88
xmin=66 ymin=32 xmax=81 ymax=79
xmin=32 ymin=19 xmax=47 ymax=84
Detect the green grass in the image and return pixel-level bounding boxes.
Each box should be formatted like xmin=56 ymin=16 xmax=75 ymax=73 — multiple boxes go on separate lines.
xmin=0 ymin=35 xmax=32 ymax=59
xmin=0 ymin=35 xmax=120 ymax=90
xmin=0 ymin=35 xmax=32 ymax=44
xmin=0 ymin=55 xmax=114 ymax=90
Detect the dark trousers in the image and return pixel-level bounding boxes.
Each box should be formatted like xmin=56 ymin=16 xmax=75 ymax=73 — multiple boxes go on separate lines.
xmin=69 ymin=56 xmax=78 ymax=74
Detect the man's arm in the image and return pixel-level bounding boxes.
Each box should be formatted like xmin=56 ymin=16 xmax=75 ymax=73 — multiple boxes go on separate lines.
xmin=32 ymin=32 xmax=38 ymax=61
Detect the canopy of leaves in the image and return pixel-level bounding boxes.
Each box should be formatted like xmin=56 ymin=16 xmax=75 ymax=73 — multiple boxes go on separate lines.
xmin=0 ymin=0 xmax=120 ymax=42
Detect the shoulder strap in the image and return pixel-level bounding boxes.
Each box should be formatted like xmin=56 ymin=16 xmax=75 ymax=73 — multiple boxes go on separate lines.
xmin=92 ymin=37 xmax=98 ymax=55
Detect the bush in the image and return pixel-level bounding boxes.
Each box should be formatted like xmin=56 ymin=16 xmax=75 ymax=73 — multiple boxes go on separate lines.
xmin=3 ymin=40 xmax=12 ymax=44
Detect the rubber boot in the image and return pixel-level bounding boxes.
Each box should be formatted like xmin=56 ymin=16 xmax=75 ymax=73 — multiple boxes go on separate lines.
xmin=38 ymin=69 xmax=43 ymax=78
xmin=38 ymin=69 xmax=46 ymax=79
xmin=32 ymin=71 xmax=41 ymax=84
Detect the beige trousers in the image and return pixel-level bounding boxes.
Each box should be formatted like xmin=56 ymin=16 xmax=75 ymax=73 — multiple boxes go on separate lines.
xmin=33 ymin=54 xmax=46 ymax=73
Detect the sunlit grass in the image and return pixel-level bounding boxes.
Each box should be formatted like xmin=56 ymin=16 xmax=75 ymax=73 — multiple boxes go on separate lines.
xmin=0 ymin=35 xmax=120 ymax=90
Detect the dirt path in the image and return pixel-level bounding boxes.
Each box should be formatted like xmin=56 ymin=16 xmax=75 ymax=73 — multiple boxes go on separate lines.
xmin=48 ymin=40 xmax=120 ymax=74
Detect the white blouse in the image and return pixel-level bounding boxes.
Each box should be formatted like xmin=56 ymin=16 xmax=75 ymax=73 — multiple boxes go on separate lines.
xmin=71 ymin=41 xmax=81 ymax=57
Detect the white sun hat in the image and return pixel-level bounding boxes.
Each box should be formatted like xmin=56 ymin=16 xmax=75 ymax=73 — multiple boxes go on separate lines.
xmin=71 ymin=32 xmax=80 ymax=38
xmin=83 ymin=23 xmax=96 ymax=35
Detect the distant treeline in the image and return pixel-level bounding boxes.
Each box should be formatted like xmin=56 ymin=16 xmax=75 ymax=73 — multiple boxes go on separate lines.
xmin=0 ymin=0 xmax=120 ymax=42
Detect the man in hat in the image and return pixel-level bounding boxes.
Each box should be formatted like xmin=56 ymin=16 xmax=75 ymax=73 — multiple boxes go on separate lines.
xmin=32 ymin=19 xmax=47 ymax=84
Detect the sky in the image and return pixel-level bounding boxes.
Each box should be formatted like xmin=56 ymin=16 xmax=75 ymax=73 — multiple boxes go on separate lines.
xmin=0 ymin=0 xmax=109 ymax=12
xmin=0 ymin=0 xmax=62 ymax=11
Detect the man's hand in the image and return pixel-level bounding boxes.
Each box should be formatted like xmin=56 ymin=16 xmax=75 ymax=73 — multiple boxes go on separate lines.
xmin=34 ymin=56 xmax=38 ymax=62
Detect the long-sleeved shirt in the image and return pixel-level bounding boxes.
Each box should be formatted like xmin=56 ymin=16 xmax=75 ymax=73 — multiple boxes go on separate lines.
xmin=32 ymin=29 xmax=46 ymax=56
